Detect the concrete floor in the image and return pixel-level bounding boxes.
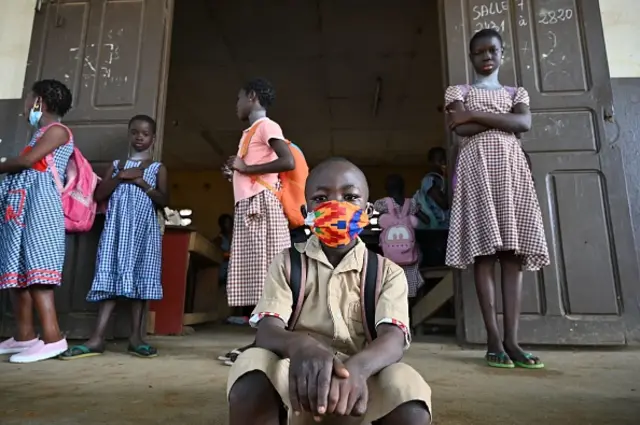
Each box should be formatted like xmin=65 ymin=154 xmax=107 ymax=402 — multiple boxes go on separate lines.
xmin=0 ymin=327 xmax=639 ymax=425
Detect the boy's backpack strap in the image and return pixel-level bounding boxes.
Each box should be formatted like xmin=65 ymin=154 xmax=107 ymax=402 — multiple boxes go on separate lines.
xmin=286 ymin=247 xmax=307 ymax=330
xmin=361 ymin=250 xmax=384 ymax=343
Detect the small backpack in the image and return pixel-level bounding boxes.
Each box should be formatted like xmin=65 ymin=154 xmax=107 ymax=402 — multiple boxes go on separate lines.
xmin=239 ymin=121 xmax=309 ymax=229
xmin=378 ymin=198 xmax=419 ymax=266
xmin=286 ymin=247 xmax=383 ymax=343
xmin=452 ymin=85 xmax=531 ymax=190
xmin=42 ymin=123 xmax=99 ymax=233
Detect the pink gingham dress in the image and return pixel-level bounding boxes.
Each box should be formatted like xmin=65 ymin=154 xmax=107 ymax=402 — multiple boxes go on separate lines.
xmin=444 ymin=85 xmax=549 ymax=270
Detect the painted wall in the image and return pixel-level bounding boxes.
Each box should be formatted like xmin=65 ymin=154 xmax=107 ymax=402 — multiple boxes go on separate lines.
xmin=600 ymin=0 xmax=640 ymax=78
xmin=0 ymin=0 xmax=36 ymax=100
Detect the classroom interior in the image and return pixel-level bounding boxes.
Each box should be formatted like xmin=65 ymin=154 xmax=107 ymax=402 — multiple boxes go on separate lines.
xmin=160 ymin=0 xmax=453 ymax=331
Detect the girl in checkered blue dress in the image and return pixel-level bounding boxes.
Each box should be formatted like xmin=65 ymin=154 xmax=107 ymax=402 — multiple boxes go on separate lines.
xmin=445 ymin=29 xmax=549 ymax=369
xmin=60 ymin=115 xmax=169 ymax=360
xmin=0 ymin=80 xmax=73 ymax=363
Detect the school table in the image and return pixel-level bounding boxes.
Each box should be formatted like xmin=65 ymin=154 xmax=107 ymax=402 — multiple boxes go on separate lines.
xmin=149 ymin=227 xmax=223 ymax=335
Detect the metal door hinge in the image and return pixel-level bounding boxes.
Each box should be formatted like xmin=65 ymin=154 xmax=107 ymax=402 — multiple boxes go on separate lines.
xmin=604 ymin=106 xmax=615 ymax=123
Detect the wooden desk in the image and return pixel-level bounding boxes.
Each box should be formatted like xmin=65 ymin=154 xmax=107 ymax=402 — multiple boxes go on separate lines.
xmin=149 ymin=227 xmax=222 ymax=335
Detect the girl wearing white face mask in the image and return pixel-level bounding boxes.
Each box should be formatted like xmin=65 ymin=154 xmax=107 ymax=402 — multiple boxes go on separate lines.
xmin=0 ymin=79 xmax=74 ymax=363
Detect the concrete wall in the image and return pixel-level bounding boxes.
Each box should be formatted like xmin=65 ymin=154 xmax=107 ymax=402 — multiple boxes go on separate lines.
xmin=600 ymin=0 xmax=640 ymax=268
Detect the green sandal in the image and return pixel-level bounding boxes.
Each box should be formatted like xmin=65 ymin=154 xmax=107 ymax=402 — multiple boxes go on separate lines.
xmin=513 ymin=352 xmax=544 ymax=369
xmin=59 ymin=345 xmax=104 ymax=360
xmin=485 ymin=352 xmax=515 ymax=368
xmin=128 ymin=344 xmax=158 ymax=358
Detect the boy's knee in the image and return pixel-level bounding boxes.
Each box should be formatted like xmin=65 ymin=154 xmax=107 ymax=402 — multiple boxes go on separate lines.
xmin=378 ymin=401 xmax=431 ymax=425
xmin=228 ymin=371 xmax=277 ymax=408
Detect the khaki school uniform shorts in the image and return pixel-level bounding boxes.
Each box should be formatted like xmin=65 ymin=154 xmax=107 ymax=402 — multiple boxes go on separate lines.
xmin=227 ymin=347 xmax=432 ymax=424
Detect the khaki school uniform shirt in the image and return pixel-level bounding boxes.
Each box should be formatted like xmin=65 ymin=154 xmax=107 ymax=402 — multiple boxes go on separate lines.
xmin=250 ymin=236 xmax=411 ymax=355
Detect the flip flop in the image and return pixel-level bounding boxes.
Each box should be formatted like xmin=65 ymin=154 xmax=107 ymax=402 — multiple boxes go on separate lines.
xmin=217 ymin=348 xmax=242 ymax=362
xmin=513 ymin=352 xmax=545 ymax=369
xmin=485 ymin=352 xmax=515 ymax=368
xmin=223 ymin=351 xmax=242 ymax=366
xmin=128 ymin=344 xmax=158 ymax=358
xmin=59 ymin=345 xmax=103 ymax=360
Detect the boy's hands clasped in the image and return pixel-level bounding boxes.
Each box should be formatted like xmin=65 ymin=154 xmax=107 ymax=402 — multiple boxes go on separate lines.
xmin=288 ymin=337 xmax=368 ymax=421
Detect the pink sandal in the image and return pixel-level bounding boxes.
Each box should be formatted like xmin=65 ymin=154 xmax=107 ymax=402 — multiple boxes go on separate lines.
xmin=9 ymin=338 xmax=68 ymax=363
xmin=0 ymin=337 xmax=40 ymax=355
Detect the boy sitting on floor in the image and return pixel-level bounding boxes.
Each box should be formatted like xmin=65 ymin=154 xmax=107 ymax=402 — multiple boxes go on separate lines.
xmin=227 ymin=157 xmax=432 ymax=425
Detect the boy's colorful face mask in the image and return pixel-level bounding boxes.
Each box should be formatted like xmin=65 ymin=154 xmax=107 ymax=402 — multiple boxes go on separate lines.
xmin=305 ymin=201 xmax=370 ymax=248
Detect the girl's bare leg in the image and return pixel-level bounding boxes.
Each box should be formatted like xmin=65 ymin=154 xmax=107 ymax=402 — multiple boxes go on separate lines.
xmin=29 ymin=286 xmax=62 ymax=343
xmin=12 ymin=289 xmax=36 ymax=341
xmin=474 ymin=254 xmax=510 ymax=365
xmin=500 ymin=251 xmax=541 ymax=366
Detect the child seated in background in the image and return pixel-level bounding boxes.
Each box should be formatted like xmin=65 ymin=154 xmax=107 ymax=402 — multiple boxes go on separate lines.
xmin=214 ymin=214 xmax=233 ymax=289
xmin=227 ymin=157 xmax=432 ymax=425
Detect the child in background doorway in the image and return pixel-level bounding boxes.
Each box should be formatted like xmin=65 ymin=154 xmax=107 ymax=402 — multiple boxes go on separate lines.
xmin=444 ymin=29 xmax=549 ymax=369
xmin=60 ymin=114 xmax=169 ymax=360
xmin=374 ymin=174 xmax=430 ymax=299
xmin=0 ymin=79 xmax=73 ymax=363
xmin=227 ymin=157 xmax=431 ymax=425
xmin=414 ymin=147 xmax=449 ymax=230
xmin=214 ymin=213 xmax=233 ymax=288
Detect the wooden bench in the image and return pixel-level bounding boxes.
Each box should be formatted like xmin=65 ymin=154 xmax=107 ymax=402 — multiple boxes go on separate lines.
xmin=411 ymin=266 xmax=454 ymax=329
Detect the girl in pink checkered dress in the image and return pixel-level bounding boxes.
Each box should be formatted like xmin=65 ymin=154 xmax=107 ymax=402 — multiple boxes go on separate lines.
xmin=445 ymin=29 xmax=549 ymax=369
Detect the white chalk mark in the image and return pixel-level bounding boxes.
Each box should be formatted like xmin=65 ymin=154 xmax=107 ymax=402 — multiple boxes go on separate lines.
xmin=541 ymin=31 xmax=557 ymax=66
xmin=84 ymin=57 xmax=96 ymax=73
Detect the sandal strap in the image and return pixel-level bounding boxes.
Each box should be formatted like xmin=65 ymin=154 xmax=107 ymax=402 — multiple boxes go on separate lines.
xmin=69 ymin=345 xmax=91 ymax=354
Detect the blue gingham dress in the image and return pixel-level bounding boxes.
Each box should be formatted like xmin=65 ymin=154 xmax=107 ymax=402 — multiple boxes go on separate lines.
xmin=86 ymin=160 xmax=163 ymax=301
xmin=0 ymin=126 xmax=73 ymax=289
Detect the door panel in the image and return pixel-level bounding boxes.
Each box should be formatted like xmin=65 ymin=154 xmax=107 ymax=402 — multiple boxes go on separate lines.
xmin=0 ymin=0 xmax=173 ymax=339
xmin=442 ymin=0 xmax=640 ymax=345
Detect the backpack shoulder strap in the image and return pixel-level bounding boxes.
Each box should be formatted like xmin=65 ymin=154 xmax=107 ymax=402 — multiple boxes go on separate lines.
xmin=37 ymin=122 xmax=73 ymax=141
xmin=400 ymin=199 xmax=412 ymax=217
xmin=239 ymin=120 xmax=265 ymax=159
xmin=285 ymin=246 xmax=307 ymax=330
xmin=39 ymin=123 xmax=72 ymax=192
xmin=383 ymin=197 xmax=396 ymax=216
xmin=361 ymin=250 xmax=384 ymax=342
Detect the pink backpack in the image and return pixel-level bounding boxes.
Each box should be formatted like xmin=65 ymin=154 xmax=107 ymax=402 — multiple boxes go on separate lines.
xmin=378 ymin=198 xmax=419 ymax=266
xmin=41 ymin=123 xmax=99 ymax=233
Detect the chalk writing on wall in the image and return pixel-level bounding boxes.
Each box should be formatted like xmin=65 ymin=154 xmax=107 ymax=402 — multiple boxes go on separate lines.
xmin=538 ymin=8 xmax=574 ymax=25
xmin=471 ymin=0 xmax=528 ymax=34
